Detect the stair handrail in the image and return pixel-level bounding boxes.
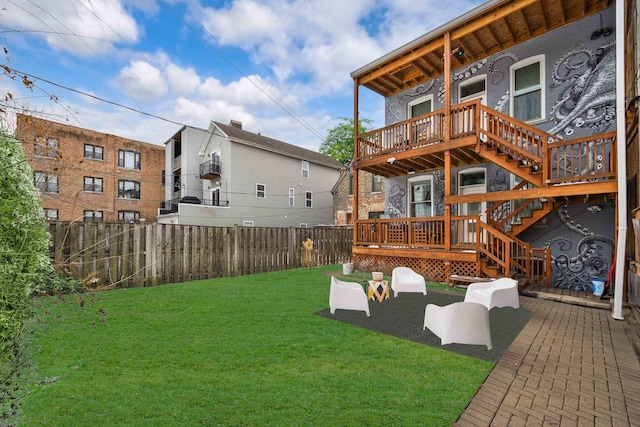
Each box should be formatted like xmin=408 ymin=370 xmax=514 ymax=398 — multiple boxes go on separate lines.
xmin=485 ymin=180 xmax=529 ymax=229
xmin=478 ymin=220 xmax=551 ymax=286
xmin=477 ymin=104 xmax=549 ymax=183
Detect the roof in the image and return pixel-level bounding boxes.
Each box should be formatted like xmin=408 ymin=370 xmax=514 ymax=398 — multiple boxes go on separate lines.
xmin=213 ymin=121 xmax=343 ymax=169
xmin=352 ymin=0 xmax=613 ymax=96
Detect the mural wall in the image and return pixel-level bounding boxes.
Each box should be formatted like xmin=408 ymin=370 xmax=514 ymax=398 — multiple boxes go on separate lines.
xmin=382 ymin=6 xmax=617 ymax=289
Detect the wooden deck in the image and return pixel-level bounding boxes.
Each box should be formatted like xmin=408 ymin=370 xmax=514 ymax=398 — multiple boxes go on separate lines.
xmin=520 ymin=285 xmax=612 ymax=310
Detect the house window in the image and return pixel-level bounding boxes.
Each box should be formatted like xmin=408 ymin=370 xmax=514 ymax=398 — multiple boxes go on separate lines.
xmin=173 ymin=169 xmax=181 ymax=193
xmin=34 ymin=137 xmax=58 ymax=158
xmin=84 ymin=144 xmax=103 ymax=160
xmin=43 ymin=208 xmax=58 ymax=221
xmin=408 ymin=176 xmax=433 ymax=217
xmin=407 ymin=95 xmax=433 ymax=118
xmin=84 ymin=210 xmax=103 ymax=222
xmin=459 ymin=76 xmax=486 ymax=102
xmin=118 ymin=180 xmax=140 ymax=199
xmin=243 ymin=221 xmax=254 ymax=227
xmin=34 ymin=171 xmax=58 ymax=193
xmin=118 ymin=210 xmax=140 ymax=223
xmin=372 ymin=175 xmax=382 ymax=193
xmin=348 ymin=174 xmax=353 ymax=195
xmin=256 ymin=183 xmax=266 ymax=198
xmin=346 ymin=212 xmax=353 ymax=224
xmin=83 ymin=176 xmax=103 ymax=192
xmin=305 ymin=191 xmax=312 ymax=208
xmin=368 ymin=211 xmax=385 ymax=219
xmin=211 ymin=188 xmax=222 ymax=206
xmin=302 ymin=160 xmax=309 ymax=178
xmin=510 ymin=56 xmax=544 ymax=122
xmin=300 ymin=223 xmax=308 ymax=228
xmin=118 ymin=150 xmax=141 ymax=170
xmin=288 ymin=188 xmax=294 ymax=206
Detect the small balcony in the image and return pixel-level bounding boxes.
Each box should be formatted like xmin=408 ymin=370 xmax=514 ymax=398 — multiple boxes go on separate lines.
xmin=159 ymin=196 xmax=230 ymax=215
xmin=200 ymin=159 xmax=222 ymax=179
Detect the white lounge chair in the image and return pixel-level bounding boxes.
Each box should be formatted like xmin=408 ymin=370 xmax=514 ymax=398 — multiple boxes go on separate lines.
xmin=329 ymin=277 xmax=370 ymax=316
xmin=423 ymin=301 xmax=492 ymax=350
xmin=464 ymin=277 xmax=520 ymax=310
xmin=391 ymin=267 xmax=427 ymax=297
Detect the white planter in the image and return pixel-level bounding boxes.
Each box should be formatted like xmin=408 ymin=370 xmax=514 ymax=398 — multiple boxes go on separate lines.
xmin=342 ymin=263 xmax=353 ymax=275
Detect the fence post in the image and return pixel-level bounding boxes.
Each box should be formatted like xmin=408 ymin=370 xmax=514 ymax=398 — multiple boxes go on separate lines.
xmin=233 ymin=224 xmax=239 ymax=276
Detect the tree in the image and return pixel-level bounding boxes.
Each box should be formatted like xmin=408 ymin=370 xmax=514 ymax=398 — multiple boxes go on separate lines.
xmin=319 ymin=117 xmax=373 ymax=164
xmin=0 ymin=127 xmax=52 ymax=422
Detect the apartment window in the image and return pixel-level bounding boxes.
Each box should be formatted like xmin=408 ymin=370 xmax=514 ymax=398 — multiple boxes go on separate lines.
xmin=173 ymin=169 xmax=181 ymax=193
xmin=256 ymin=183 xmax=266 ymax=198
xmin=118 ymin=150 xmax=141 ymax=170
xmin=34 ymin=137 xmax=58 ymax=158
xmin=83 ymin=176 xmax=103 ymax=192
xmin=84 ymin=210 xmax=103 ymax=222
xmin=302 ymin=160 xmax=309 ymax=178
xmin=43 ymin=208 xmax=58 ymax=221
xmin=369 ymin=211 xmax=385 ymax=219
xmin=372 ymin=175 xmax=382 ymax=193
xmin=34 ymin=171 xmax=58 ymax=193
xmin=118 ymin=180 xmax=140 ymax=199
xmin=118 ymin=210 xmax=140 ymax=223
xmin=408 ymin=176 xmax=433 ymax=217
xmin=408 ymin=95 xmax=433 ymax=118
xmin=84 ymin=144 xmax=103 ymax=160
xmin=511 ymin=56 xmax=544 ymax=122
xmin=288 ymin=188 xmax=294 ymax=206
xmin=305 ymin=191 xmax=312 ymax=208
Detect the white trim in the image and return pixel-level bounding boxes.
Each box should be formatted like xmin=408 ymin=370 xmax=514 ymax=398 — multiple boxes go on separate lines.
xmin=256 ymin=183 xmax=266 ymax=198
xmin=509 ymin=55 xmax=545 ymax=123
xmin=407 ymin=175 xmax=434 ymax=217
xmin=301 ymin=160 xmax=310 ymax=178
xmin=243 ymin=221 xmax=254 ymax=227
xmin=459 ymin=74 xmax=487 ymax=104
xmin=407 ymin=94 xmax=434 ymax=118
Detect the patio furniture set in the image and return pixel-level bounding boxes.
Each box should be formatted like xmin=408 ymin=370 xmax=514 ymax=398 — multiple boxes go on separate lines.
xmin=329 ymin=269 xmax=520 ymax=350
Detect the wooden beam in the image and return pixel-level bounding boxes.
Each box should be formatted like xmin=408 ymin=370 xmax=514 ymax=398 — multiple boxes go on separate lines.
xmin=357 ymin=38 xmax=445 ymax=85
xmin=449 ymin=0 xmax=540 ymax=40
xmin=445 ymin=181 xmax=618 ymax=204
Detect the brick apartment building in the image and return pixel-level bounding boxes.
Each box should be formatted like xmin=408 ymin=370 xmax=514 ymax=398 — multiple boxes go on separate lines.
xmin=331 ymin=167 xmax=385 ymax=225
xmin=16 ymin=113 xmax=165 ymax=223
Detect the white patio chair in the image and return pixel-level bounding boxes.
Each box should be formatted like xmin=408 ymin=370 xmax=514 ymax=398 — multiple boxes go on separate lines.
xmin=391 ymin=267 xmax=427 ymax=297
xmin=423 ymin=301 xmax=492 ymax=350
xmin=463 ymin=277 xmax=520 ymax=310
xmin=329 ymin=277 xmax=370 ymax=316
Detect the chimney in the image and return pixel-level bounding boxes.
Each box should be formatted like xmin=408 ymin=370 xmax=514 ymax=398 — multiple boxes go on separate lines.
xmin=229 ymin=120 xmax=242 ymax=129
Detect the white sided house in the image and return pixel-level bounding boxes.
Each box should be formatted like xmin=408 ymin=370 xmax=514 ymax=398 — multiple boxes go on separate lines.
xmin=159 ymin=120 xmax=342 ymax=227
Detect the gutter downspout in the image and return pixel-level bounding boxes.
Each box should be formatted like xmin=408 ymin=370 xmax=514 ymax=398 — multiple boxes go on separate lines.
xmin=613 ymin=0 xmax=627 ymax=320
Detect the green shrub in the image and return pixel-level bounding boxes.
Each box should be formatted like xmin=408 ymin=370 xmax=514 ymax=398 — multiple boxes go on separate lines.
xmin=0 ymin=128 xmax=53 ymax=423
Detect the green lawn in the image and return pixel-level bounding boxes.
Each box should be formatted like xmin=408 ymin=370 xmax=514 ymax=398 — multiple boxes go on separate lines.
xmin=23 ymin=265 xmax=491 ymax=426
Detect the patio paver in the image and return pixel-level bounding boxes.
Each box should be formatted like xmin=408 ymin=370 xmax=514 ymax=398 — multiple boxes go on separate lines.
xmin=455 ymin=296 xmax=640 ymax=426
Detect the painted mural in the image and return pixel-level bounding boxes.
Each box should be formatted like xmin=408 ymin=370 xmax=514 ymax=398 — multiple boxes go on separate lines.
xmin=519 ymin=203 xmax=615 ymax=291
xmin=382 ymin=7 xmax=617 ymax=290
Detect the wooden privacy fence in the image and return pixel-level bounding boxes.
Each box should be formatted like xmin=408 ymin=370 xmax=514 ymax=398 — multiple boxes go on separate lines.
xmin=48 ymin=222 xmax=353 ymax=288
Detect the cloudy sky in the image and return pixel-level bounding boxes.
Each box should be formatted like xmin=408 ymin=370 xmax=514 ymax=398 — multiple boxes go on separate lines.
xmin=0 ymin=0 xmax=482 ymax=151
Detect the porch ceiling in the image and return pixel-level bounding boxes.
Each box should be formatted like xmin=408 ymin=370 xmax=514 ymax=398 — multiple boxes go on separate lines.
xmin=358 ymin=141 xmax=486 ymax=178
xmin=352 ymin=0 xmax=613 ymax=96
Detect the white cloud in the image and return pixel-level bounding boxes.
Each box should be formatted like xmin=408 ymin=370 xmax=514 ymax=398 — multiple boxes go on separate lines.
xmin=1 ymin=0 xmax=142 ymax=56
xmin=117 ymin=60 xmax=168 ymax=103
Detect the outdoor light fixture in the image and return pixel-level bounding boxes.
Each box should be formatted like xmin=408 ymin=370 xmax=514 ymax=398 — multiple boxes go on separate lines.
xmin=591 ymin=13 xmax=612 ymax=39
xmin=387 ymin=157 xmax=396 ymax=164
xmin=408 ymin=168 xmax=416 ymax=175
xmin=452 ymin=47 xmax=464 ymax=57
